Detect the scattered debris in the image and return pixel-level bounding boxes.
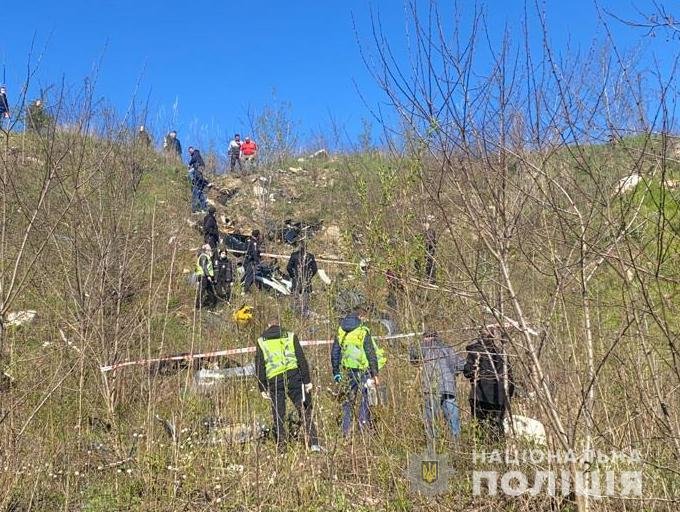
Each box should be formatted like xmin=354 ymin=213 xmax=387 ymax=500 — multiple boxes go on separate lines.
xmin=359 ymin=258 xmax=370 ymax=274
xmin=267 ymin=219 xmax=324 ymax=245
xmin=504 ymin=414 xmax=547 ymax=446
xmin=226 ymin=464 xmax=245 ymax=474
xmin=318 ymin=269 xmax=332 ymax=285
xmin=205 ymin=419 xmax=269 ymax=444
xmin=254 ymin=263 xmax=292 ymax=295
xmin=216 ymin=187 xmax=239 ymax=206
xmin=223 ymin=232 xmax=250 ymax=252
xmin=615 ymin=173 xmax=642 ymax=195
xmin=288 ymin=167 xmax=303 ymax=173
xmin=194 ymin=364 xmax=256 ymax=389
xmin=5 ymin=310 xmax=37 ymax=327
xmin=309 ymin=149 xmax=329 ymax=159
xmin=233 ymin=305 xmax=254 ymax=326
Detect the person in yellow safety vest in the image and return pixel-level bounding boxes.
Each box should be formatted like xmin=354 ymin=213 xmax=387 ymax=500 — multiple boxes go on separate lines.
xmin=331 ymin=308 xmax=386 ymax=436
xmin=255 ymin=319 xmax=322 ymax=452
xmin=195 ymin=244 xmax=217 ymax=310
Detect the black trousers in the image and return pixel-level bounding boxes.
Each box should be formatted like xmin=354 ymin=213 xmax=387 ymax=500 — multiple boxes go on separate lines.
xmin=470 ymin=399 xmax=506 ymax=441
xmin=205 ymin=234 xmax=219 ymax=250
xmin=243 ymin=261 xmax=259 ymax=292
xmin=230 ymin=154 xmax=242 ymax=173
xmin=196 ymin=276 xmax=217 ymax=309
xmin=215 ymin=282 xmax=231 ymax=303
xmin=268 ymin=369 xmax=318 ymax=448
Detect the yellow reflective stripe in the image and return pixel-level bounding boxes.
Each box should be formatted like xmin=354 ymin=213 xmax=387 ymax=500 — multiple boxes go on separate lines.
xmin=258 ymin=333 xmax=298 ymax=379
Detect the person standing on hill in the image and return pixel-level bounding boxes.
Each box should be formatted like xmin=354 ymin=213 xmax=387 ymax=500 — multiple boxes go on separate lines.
xmin=242 ymin=229 xmax=262 ymax=293
xmin=203 ymin=205 xmax=219 ymax=249
xmin=164 ymin=130 xmax=182 ymax=158
xmin=228 ymin=133 xmax=242 ymax=174
xmin=26 ymin=99 xmax=51 ymax=134
xmin=287 ymin=241 xmax=318 ymax=316
xmin=255 ymin=319 xmax=321 ymax=452
xmin=137 ymin=125 xmax=152 ymax=147
xmin=331 ymin=309 xmax=386 ymax=436
xmin=240 ymin=136 xmax=258 ymax=172
xmin=409 ymin=330 xmax=465 ymax=441
xmin=463 ymin=326 xmax=514 ymax=441
xmin=195 ymin=244 xmax=217 ymax=310
xmin=188 ymin=146 xmax=205 ymax=171
xmin=213 ymin=248 xmax=234 ymax=303
xmin=0 ymin=86 xmax=10 ymax=127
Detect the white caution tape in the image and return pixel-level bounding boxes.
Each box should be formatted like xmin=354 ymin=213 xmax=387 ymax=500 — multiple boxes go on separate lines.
xmin=99 ymin=331 xmax=424 ymax=373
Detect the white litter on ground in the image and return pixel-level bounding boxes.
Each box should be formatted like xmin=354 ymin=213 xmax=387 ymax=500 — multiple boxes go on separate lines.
xmin=5 ymin=310 xmax=37 ymax=327
xmin=504 ymin=414 xmax=547 ymax=445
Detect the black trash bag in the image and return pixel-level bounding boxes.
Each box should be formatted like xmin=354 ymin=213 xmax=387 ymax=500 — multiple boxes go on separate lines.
xmin=223 ymin=233 xmax=250 ymax=252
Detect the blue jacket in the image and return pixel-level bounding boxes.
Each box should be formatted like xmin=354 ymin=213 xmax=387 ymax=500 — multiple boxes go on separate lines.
xmin=331 ymin=314 xmax=379 ymax=377
xmin=410 ymin=334 xmax=464 ymax=396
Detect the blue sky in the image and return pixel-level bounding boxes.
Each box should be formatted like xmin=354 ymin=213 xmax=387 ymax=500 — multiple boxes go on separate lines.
xmin=0 ymin=1 xmax=675 ymax=152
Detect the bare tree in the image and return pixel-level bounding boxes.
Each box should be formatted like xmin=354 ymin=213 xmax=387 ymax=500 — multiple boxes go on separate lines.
xmin=359 ymin=1 xmax=680 ymax=510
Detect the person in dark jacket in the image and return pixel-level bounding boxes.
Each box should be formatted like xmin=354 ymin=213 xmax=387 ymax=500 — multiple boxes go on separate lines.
xmin=0 ymin=86 xmax=10 ymax=127
xmin=188 ymin=146 xmax=206 ymax=196
xmin=203 ymin=206 xmax=219 ymax=249
xmin=255 ymin=320 xmax=321 ymax=452
xmin=331 ymin=310 xmax=383 ymax=436
xmin=286 ymin=241 xmax=318 ymax=316
xmin=242 ymin=230 xmax=261 ymax=293
xmin=213 ymin=248 xmax=233 ymax=303
xmin=463 ymin=326 xmax=514 ymax=441
xmin=188 ymin=146 xmax=205 ymax=170
xmin=409 ymin=331 xmax=465 ymax=441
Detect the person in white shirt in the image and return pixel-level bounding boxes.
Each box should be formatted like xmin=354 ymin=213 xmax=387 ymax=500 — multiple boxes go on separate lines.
xmin=228 ymin=133 xmax=242 ymax=173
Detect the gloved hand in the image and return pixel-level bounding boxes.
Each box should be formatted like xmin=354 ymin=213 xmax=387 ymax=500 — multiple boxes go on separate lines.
xmin=260 ymin=391 xmax=270 ymax=400
xmin=304 ymin=382 xmax=313 ymax=394
xmin=333 ymin=374 xmax=342 ymax=383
